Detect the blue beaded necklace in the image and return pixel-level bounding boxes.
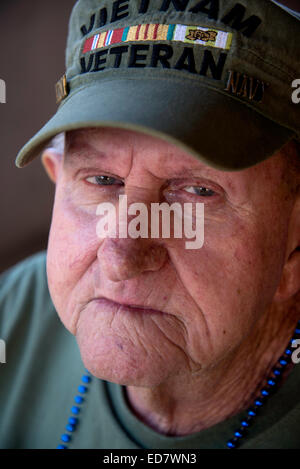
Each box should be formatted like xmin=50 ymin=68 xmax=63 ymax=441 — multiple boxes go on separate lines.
xmin=57 ymin=320 xmax=300 ymax=450
xmin=226 ymin=320 xmax=300 ymax=448
xmin=56 ymin=371 xmax=93 ymax=449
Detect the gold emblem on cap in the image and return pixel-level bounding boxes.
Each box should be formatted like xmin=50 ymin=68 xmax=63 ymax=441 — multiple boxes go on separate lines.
xmin=55 ymin=74 xmax=69 ymax=105
xmin=185 ymin=29 xmax=217 ymax=42
xmin=225 ymin=70 xmax=269 ymax=103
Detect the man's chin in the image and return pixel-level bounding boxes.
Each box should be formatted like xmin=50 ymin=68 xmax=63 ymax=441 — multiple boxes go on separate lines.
xmin=80 ymin=355 xmax=168 ymax=388
xmin=74 ymin=306 xmax=186 ymax=387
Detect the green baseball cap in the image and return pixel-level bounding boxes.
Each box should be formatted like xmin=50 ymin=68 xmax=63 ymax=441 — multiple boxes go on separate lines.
xmin=15 ymin=0 xmax=300 ymax=170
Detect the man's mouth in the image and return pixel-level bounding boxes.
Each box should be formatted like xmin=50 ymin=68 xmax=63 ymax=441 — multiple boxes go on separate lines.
xmin=91 ymin=297 xmax=166 ymax=315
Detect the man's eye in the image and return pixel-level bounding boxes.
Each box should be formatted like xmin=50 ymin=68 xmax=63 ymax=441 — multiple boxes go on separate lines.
xmin=85 ymin=175 xmax=123 ymax=186
xmin=183 ymin=186 xmax=215 ymax=197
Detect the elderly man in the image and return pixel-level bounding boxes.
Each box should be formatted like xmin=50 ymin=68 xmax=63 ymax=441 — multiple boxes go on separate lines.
xmin=0 ymin=0 xmax=300 ymax=450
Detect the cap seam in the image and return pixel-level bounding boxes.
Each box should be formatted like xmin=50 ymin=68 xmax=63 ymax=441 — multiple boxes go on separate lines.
xmin=239 ymin=46 xmax=297 ymax=80
xmin=60 ymin=72 xmax=298 ymax=136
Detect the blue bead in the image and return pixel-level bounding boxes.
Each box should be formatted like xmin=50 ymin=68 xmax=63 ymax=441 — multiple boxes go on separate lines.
xmin=227 ymin=440 xmax=237 ymax=449
xmin=66 ymin=424 xmax=75 ymax=432
xmin=267 ymin=379 xmax=276 ymax=386
xmin=279 ymin=358 xmax=288 ymax=366
xmin=285 ymin=349 xmax=292 ymax=355
xmin=248 ymin=409 xmax=256 ymax=417
xmin=57 ymin=445 xmax=67 ymax=449
xmin=234 ymin=431 xmax=244 ymax=438
xmin=75 ymin=395 xmax=84 ymax=404
xmin=78 ymin=385 xmax=88 ymax=394
xmin=61 ymin=434 xmax=71 ymax=443
xmin=294 ymin=328 xmax=300 ymax=334
xmin=82 ymin=375 xmax=92 ymax=383
xmin=68 ymin=417 xmax=78 ymax=425
xmin=261 ymin=389 xmax=269 ymax=397
xmin=241 ymin=420 xmax=249 ymax=427
xmin=273 ymin=367 xmax=282 ymax=376
xmin=71 ymin=406 xmax=80 ymax=414
xmin=254 ymin=398 xmax=264 ymax=407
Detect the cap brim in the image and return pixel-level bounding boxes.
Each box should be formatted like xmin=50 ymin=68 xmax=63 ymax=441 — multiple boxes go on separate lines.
xmin=15 ymin=77 xmax=294 ymax=170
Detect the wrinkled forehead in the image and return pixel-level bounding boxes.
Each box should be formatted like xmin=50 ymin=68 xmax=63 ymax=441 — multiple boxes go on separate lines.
xmin=65 ymin=126 xmax=206 ymax=166
xmin=63 ymin=127 xmax=219 ymax=182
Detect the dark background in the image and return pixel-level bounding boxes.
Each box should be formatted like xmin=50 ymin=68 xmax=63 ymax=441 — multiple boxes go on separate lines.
xmin=0 ymin=0 xmax=299 ymax=273
xmin=0 ymin=0 xmax=75 ymax=273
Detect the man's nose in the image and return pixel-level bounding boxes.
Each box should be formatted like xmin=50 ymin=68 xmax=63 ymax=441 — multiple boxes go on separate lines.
xmin=97 ymin=237 xmax=168 ymax=281
xmin=98 ymin=186 xmax=168 ymax=282
xmin=97 ymin=185 xmax=168 ymax=281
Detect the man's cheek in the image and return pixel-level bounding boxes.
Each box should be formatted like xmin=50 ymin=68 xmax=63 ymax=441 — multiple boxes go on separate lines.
xmin=191 ymin=229 xmax=270 ymax=315
xmin=46 ymin=207 xmax=101 ymax=296
xmin=53 ymin=201 xmax=100 ymax=247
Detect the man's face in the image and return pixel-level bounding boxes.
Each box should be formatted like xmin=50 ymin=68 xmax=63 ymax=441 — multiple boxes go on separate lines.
xmin=45 ymin=127 xmax=293 ymax=386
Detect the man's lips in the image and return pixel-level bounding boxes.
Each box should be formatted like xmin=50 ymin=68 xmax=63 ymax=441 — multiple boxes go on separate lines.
xmin=90 ymin=297 xmax=166 ymax=315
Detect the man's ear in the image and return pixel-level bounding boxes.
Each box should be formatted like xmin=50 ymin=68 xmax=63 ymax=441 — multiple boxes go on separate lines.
xmin=274 ymin=196 xmax=300 ymax=302
xmin=41 ymin=149 xmax=62 ymax=183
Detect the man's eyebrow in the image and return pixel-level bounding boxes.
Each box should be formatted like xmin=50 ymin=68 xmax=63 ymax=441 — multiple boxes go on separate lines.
xmin=162 ymin=164 xmax=227 ymax=179
xmin=66 ymin=148 xmax=226 ymax=180
xmin=168 ymin=167 xmax=214 ymax=176
xmin=64 ymin=140 xmax=109 ymax=163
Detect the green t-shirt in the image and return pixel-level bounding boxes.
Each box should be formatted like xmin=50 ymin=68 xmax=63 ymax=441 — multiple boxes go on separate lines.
xmin=0 ymin=251 xmax=300 ymax=449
